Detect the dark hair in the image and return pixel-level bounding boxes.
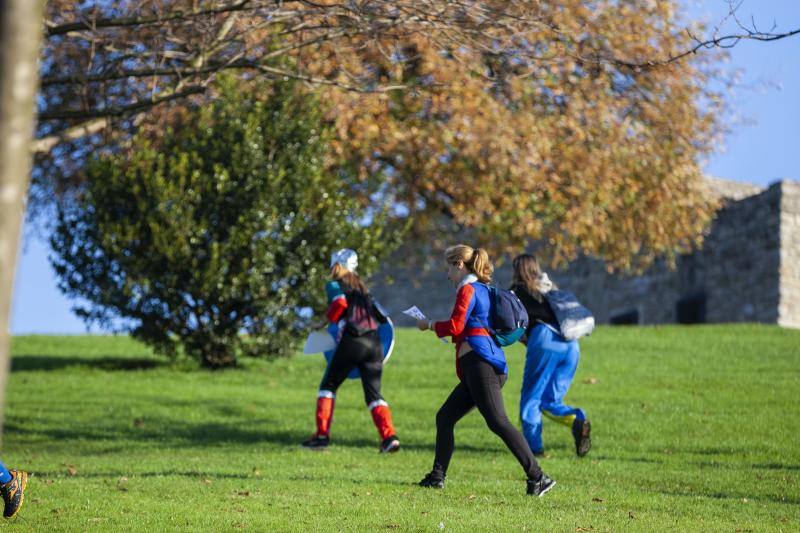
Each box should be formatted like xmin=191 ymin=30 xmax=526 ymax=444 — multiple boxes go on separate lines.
xmin=512 ymin=253 xmax=554 ymax=302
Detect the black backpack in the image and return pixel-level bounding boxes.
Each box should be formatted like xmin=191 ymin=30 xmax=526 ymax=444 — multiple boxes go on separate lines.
xmin=482 ymin=285 xmax=529 ymax=346
xmin=343 ymin=290 xmax=388 ymax=337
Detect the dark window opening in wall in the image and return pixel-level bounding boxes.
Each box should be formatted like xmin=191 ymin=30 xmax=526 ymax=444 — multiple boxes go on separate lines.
xmin=676 ymin=292 xmax=706 ymax=324
xmin=610 ymin=309 xmax=640 ymax=325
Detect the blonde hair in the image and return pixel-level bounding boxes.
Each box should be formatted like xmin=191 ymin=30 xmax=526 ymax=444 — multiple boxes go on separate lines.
xmin=445 ymin=244 xmax=493 ymax=283
xmin=331 ymin=263 xmax=368 ymax=294
xmin=512 ymin=254 xmax=555 ymax=302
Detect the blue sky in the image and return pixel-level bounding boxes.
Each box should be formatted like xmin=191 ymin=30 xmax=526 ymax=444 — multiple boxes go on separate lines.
xmin=11 ymin=0 xmax=800 ymax=334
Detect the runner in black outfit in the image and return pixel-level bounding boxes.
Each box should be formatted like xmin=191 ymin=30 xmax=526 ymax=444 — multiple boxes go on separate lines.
xmin=416 ymin=245 xmax=556 ymax=496
xmin=302 ymin=249 xmax=400 ymax=453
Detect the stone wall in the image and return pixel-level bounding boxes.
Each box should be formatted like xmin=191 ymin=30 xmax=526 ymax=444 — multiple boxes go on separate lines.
xmin=699 ymin=183 xmax=782 ymax=324
xmin=701 ymin=176 xmax=764 ymax=201
xmin=779 ymin=181 xmax=800 ymax=328
xmin=370 ymin=178 xmax=798 ymax=328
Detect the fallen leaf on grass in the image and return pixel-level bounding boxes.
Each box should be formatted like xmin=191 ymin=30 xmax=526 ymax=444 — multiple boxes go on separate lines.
xmin=628 ymin=511 xmax=636 ymax=519
xmin=237 ymin=491 xmax=250 ymax=497
xmin=202 ymin=478 xmax=212 ymax=485
xmin=591 ymin=497 xmax=604 ymax=502
xmin=67 ymin=467 xmax=77 ymax=476
xmin=582 ymin=378 xmax=598 ymax=385
xmin=576 ymin=527 xmax=594 ymax=532
xmin=467 ymin=495 xmax=477 ymax=501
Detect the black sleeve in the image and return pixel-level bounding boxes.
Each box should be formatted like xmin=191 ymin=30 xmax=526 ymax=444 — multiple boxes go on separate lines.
xmin=511 ymin=284 xmax=558 ymax=330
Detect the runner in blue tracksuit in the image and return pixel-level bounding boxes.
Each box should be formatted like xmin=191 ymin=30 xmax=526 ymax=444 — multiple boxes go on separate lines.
xmin=0 ymin=459 xmax=26 ymax=518
xmin=510 ymin=254 xmax=592 ymax=457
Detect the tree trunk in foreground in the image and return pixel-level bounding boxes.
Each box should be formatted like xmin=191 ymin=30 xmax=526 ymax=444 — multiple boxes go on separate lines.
xmin=0 ymin=0 xmax=45 ymax=444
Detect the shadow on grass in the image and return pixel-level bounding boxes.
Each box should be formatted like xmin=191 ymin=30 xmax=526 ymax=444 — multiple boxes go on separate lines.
xmin=656 ymin=486 xmax=800 ymax=506
xmin=32 ymin=469 xmax=254 ymax=480
xmin=591 ymin=454 xmax=664 ymax=465
xmin=11 ymin=355 xmax=163 ymax=372
xmin=693 ymin=460 xmax=800 ymax=472
xmin=31 ymin=469 xmax=427 ymax=488
xmin=751 ymin=462 xmax=800 ymax=471
xmin=5 ymin=415 xmax=517 ymax=456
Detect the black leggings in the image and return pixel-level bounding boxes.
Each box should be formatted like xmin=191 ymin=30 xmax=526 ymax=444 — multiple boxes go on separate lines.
xmin=432 ymin=352 xmax=542 ymax=480
xmin=319 ymin=331 xmax=384 ymax=406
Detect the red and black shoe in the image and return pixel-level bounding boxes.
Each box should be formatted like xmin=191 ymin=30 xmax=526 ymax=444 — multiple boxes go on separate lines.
xmin=1 ymin=470 xmax=27 ymax=519
xmin=380 ymin=435 xmax=400 ymax=454
xmin=301 ymin=435 xmax=330 ymax=450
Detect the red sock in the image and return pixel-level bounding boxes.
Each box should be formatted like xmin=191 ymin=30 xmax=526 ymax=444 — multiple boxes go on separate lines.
xmin=316 ymin=394 xmax=335 ymax=437
xmin=369 ymin=402 xmax=396 ymax=440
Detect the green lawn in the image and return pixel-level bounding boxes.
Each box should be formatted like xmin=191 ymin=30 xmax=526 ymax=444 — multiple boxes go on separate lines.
xmin=3 ymin=325 xmax=799 ymax=531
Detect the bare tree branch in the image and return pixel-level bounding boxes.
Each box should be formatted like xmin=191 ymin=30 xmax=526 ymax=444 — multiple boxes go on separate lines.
xmin=31 ymin=117 xmax=109 ymax=154
xmin=39 ymin=85 xmax=206 ymax=120
xmin=46 ymin=1 xmax=257 ymax=37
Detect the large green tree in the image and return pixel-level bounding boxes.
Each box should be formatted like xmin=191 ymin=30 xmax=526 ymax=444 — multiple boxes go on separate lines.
xmin=50 ymin=77 xmax=398 ymax=368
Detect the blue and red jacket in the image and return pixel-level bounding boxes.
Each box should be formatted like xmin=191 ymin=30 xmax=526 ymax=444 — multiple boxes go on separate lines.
xmin=434 ymin=274 xmax=507 ymax=378
xmin=325 ymin=280 xmax=348 ymax=323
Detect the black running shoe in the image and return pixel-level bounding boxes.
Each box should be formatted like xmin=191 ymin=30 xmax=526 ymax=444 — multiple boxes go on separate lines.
xmin=526 ymin=474 xmax=556 ymax=497
xmin=417 ymin=472 xmax=445 ymax=489
xmin=572 ymin=419 xmax=592 ymax=457
xmin=301 ymin=435 xmax=330 ymax=450
xmin=380 ymin=435 xmax=400 ymax=454
xmin=1 ymin=470 xmax=27 ymax=519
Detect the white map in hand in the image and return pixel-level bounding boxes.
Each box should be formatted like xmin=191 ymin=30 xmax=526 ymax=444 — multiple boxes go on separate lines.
xmin=403 ymin=306 xmax=448 ymax=343
xmin=402 ymin=306 xmax=427 ymax=320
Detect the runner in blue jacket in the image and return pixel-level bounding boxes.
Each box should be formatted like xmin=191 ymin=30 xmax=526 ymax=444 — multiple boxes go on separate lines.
xmin=416 ymin=245 xmax=555 ymax=497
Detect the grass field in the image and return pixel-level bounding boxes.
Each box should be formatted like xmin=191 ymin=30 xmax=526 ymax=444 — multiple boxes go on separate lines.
xmin=2 ymin=325 xmax=799 ymax=531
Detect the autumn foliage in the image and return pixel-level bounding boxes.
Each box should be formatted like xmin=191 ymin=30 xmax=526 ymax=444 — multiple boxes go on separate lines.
xmin=40 ymin=1 xmax=727 ymax=270
xmin=304 ymin=3 xmax=725 ymax=270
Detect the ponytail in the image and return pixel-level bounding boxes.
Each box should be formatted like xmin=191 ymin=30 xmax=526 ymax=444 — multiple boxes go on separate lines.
xmin=444 ymin=244 xmax=493 ymax=283
xmin=470 ymin=248 xmax=493 ymax=283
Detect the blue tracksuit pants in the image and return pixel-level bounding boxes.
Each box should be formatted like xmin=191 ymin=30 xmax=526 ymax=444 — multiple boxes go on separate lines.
xmin=0 ymin=460 xmax=11 ymax=484
xmin=520 ymin=324 xmax=585 ymax=453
